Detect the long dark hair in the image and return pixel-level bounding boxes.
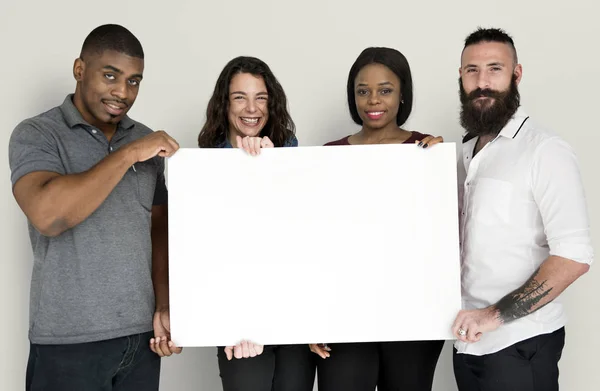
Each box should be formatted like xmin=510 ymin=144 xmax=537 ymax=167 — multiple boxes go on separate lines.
xmin=198 ymin=56 xmax=295 ymax=147
xmin=347 ymin=47 xmax=414 ymax=126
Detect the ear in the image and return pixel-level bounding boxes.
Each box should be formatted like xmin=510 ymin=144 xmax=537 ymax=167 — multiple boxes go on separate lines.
xmin=514 ymin=64 xmax=523 ymax=85
xmin=458 ymin=66 xmax=463 ymax=77
xmin=73 ymin=57 xmax=85 ymax=82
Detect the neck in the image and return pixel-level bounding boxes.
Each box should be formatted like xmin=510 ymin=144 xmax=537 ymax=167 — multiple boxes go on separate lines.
xmin=474 ymin=134 xmax=497 ymax=156
xmin=98 ymin=124 xmax=118 ymax=141
xmin=227 ymin=128 xmax=240 ymax=147
xmin=356 ymin=122 xmax=409 ymax=144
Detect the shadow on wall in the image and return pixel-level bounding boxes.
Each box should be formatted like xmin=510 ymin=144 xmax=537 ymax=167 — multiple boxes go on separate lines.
xmin=160 ymin=347 xmax=221 ymax=391
xmin=432 ymin=342 xmax=458 ymax=391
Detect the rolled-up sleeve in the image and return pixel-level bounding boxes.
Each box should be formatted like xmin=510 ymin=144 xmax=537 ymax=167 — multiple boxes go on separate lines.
xmin=9 ymin=120 xmax=65 ymax=186
xmin=531 ymin=137 xmax=593 ymax=264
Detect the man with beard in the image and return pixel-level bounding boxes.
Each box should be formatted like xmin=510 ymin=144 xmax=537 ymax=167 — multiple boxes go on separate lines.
xmin=9 ymin=24 xmax=181 ymax=390
xmin=450 ymin=28 xmax=593 ymax=391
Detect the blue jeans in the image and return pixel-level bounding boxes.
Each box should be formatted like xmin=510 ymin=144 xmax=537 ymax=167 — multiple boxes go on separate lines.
xmin=26 ymin=331 xmax=160 ymax=391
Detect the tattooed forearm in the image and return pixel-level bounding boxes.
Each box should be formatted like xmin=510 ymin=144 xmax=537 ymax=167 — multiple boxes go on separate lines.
xmin=493 ymin=268 xmax=554 ymax=324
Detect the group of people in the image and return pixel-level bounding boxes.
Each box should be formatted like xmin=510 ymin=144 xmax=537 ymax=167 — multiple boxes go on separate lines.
xmin=9 ymin=23 xmax=593 ymax=391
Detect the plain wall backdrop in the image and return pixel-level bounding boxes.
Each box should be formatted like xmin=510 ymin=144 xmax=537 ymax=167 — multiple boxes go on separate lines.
xmin=1 ymin=0 xmax=598 ymax=390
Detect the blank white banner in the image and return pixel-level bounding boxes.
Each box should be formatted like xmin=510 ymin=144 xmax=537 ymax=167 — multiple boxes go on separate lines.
xmin=167 ymin=143 xmax=461 ymax=347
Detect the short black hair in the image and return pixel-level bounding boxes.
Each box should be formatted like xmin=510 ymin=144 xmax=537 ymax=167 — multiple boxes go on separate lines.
xmin=463 ymin=27 xmax=518 ymax=63
xmin=347 ymin=47 xmax=413 ymax=126
xmin=80 ymin=24 xmax=144 ymax=60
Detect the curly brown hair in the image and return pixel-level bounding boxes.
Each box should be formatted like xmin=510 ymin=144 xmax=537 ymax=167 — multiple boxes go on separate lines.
xmin=198 ymin=56 xmax=295 ymax=147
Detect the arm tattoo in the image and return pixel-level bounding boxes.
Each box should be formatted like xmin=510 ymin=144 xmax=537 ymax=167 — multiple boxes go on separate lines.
xmin=494 ymin=268 xmax=554 ymax=324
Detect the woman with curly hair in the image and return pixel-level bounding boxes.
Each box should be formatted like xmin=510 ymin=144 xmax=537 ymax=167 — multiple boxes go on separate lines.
xmin=197 ymin=56 xmax=314 ymax=391
xmin=198 ymin=56 xmax=297 ymax=152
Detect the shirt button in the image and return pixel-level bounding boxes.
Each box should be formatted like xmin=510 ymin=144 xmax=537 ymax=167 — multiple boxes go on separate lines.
xmin=92 ymin=129 xmax=97 ymax=134
xmin=110 ymin=147 xmax=113 ymax=151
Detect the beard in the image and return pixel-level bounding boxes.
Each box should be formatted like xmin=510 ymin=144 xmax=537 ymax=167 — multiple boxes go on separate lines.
xmin=459 ymin=75 xmax=520 ymax=137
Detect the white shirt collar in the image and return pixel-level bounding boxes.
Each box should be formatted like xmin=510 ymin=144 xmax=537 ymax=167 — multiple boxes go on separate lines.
xmin=497 ymin=106 xmax=529 ymax=139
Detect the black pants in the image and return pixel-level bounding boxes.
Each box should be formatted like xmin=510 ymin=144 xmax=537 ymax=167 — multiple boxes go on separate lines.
xmin=453 ymin=327 xmax=565 ymax=391
xmin=317 ymin=340 xmax=445 ymax=391
xmin=26 ymin=331 xmax=160 ymax=391
xmin=217 ymin=344 xmax=316 ymax=391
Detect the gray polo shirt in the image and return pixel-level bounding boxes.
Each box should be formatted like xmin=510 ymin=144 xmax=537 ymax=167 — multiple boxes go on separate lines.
xmin=9 ymin=95 xmax=167 ymax=344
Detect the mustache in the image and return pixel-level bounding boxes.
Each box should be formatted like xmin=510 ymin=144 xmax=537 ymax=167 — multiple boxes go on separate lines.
xmin=465 ymin=88 xmax=505 ymax=101
xmin=458 ymin=75 xmax=521 ymax=137
xmin=102 ymin=99 xmax=129 ymax=108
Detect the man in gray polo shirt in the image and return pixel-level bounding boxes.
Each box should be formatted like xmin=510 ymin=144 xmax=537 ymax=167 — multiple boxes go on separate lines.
xmin=9 ymin=24 xmax=181 ymax=390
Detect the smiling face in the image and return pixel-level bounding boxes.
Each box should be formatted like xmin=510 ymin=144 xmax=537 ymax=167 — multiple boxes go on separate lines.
xmin=354 ymin=63 xmax=402 ymax=131
xmin=73 ymin=49 xmax=143 ymax=133
xmin=227 ymin=72 xmax=269 ymax=140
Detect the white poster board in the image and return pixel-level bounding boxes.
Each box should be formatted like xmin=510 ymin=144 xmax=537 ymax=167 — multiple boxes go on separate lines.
xmin=167 ymin=144 xmax=461 ymax=347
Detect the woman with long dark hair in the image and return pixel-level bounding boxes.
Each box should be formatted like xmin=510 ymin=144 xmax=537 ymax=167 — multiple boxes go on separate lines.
xmin=198 ymin=56 xmax=297 ymax=151
xmin=198 ymin=56 xmax=314 ymax=391
xmin=310 ymin=47 xmax=444 ymax=391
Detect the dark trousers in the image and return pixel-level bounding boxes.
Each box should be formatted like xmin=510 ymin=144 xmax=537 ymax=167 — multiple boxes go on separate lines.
xmin=26 ymin=331 xmax=160 ymax=391
xmin=453 ymin=327 xmax=565 ymax=391
xmin=317 ymin=340 xmax=445 ymax=391
xmin=217 ymin=344 xmax=316 ymax=391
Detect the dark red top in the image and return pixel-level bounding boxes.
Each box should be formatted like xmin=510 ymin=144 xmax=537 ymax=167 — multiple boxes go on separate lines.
xmin=324 ymin=131 xmax=430 ymax=146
